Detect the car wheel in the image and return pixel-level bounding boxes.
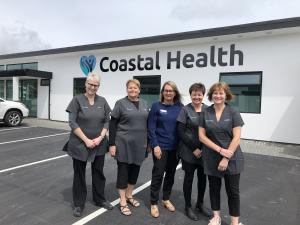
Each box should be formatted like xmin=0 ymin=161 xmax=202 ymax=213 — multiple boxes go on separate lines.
xmin=4 ymin=110 xmax=23 ymax=127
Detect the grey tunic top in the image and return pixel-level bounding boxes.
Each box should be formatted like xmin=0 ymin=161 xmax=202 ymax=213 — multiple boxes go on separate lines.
xmin=199 ymin=104 xmax=244 ymax=177
xmin=66 ymin=94 xmax=111 ymax=162
xmin=111 ymin=97 xmax=149 ymax=165
xmin=177 ymin=103 xmax=208 ymax=165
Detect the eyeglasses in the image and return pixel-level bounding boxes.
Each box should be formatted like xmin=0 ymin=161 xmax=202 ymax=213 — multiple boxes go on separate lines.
xmin=163 ymin=89 xmax=174 ymax=93
xmin=87 ymin=83 xmax=99 ymax=88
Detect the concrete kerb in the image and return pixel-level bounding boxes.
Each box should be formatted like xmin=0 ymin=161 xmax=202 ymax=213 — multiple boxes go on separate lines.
xmin=22 ymin=118 xmax=300 ymax=159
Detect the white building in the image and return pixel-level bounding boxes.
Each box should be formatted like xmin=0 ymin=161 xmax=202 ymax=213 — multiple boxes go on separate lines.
xmin=1 ymin=17 xmax=300 ymax=144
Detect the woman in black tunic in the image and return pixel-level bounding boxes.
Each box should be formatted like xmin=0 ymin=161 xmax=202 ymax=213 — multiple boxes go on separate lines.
xmin=199 ymin=82 xmax=244 ymax=225
xmin=109 ymin=79 xmax=149 ymax=216
xmin=177 ymin=83 xmax=211 ymax=221
xmin=66 ymin=73 xmax=113 ymax=217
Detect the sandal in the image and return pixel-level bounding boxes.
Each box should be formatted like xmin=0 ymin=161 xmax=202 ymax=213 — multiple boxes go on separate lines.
xmin=119 ymin=204 xmax=131 ymax=216
xmin=126 ymin=196 xmax=140 ymax=207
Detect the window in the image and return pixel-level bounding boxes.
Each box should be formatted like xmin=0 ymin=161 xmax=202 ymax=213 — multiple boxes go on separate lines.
xmin=22 ymin=62 xmax=38 ymax=70
xmin=0 ymin=65 xmax=5 ymax=71
xmin=6 ymin=64 xmax=22 ymax=70
xmin=0 ymin=80 xmax=4 ymax=98
xmin=6 ymin=62 xmax=38 ymax=70
xmin=6 ymin=80 xmax=13 ymax=100
xmin=73 ymin=78 xmax=86 ymax=96
xmin=133 ymin=75 xmax=161 ymax=106
xmin=220 ymin=72 xmax=262 ymax=113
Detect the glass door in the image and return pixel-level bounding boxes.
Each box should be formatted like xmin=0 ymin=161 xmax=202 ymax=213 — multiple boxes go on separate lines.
xmin=19 ymin=79 xmax=38 ymax=117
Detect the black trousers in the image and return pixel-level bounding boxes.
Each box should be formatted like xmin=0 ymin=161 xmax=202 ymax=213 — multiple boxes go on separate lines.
xmin=116 ymin=161 xmax=141 ymax=189
xmin=150 ymin=150 xmax=179 ymax=205
xmin=182 ymin=160 xmax=207 ymax=208
xmin=208 ymin=174 xmax=240 ymax=217
xmin=72 ymin=155 xmax=106 ymax=207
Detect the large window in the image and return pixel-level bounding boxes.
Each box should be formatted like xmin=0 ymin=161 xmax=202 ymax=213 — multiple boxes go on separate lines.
xmin=0 ymin=65 xmax=5 ymax=71
xmin=6 ymin=64 xmax=22 ymax=70
xmin=133 ymin=75 xmax=161 ymax=106
xmin=220 ymin=72 xmax=262 ymax=113
xmin=73 ymin=78 xmax=86 ymax=96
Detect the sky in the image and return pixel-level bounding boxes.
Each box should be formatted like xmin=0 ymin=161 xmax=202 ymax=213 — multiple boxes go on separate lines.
xmin=0 ymin=0 xmax=300 ymax=55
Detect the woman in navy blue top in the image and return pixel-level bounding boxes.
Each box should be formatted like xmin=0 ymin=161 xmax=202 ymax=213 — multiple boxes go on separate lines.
xmin=148 ymin=81 xmax=182 ymax=218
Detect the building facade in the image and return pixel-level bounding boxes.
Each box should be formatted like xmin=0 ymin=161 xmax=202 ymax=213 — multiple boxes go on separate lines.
xmin=1 ymin=17 xmax=300 ymax=144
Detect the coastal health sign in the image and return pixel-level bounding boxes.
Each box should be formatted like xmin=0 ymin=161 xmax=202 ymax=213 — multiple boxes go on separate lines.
xmin=80 ymin=44 xmax=244 ymax=74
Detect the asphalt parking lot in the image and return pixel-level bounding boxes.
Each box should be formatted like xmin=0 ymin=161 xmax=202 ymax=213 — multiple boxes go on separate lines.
xmin=0 ymin=119 xmax=299 ymax=225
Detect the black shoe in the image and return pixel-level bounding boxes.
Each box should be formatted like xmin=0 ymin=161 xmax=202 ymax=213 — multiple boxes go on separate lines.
xmin=185 ymin=207 xmax=199 ymax=221
xmin=195 ymin=203 xmax=211 ymax=217
xmin=96 ymin=201 xmax=114 ymax=210
xmin=73 ymin=206 xmax=83 ymax=217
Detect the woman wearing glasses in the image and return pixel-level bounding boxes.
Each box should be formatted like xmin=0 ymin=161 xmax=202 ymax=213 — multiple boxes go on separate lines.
xmin=148 ymin=81 xmax=182 ymax=218
xmin=66 ymin=73 xmax=113 ymax=217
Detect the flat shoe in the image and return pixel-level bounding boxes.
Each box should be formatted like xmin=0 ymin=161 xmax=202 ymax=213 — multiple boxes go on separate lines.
xmin=162 ymin=200 xmax=175 ymax=212
xmin=150 ymin=204 xmax=159 ymax=218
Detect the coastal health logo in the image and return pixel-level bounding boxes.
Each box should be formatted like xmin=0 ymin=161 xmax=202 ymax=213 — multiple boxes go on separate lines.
xmin=80 ymin=55 xmax=96 ymax=76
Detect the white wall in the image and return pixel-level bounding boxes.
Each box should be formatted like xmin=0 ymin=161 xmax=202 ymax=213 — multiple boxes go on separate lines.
xmin=1 ymin=30 xmax=299 ymax=144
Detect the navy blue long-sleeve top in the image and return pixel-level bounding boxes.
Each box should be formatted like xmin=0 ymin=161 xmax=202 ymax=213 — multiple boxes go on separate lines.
xmin=147 ymin=101 xmax=182 ymax=150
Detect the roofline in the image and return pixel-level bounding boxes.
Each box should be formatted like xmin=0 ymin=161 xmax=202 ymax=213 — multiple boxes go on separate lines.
xmin=1 ymin=16 xmax=300 ymax=60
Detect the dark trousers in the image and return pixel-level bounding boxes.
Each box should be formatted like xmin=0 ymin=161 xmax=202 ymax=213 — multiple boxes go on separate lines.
xmin=150 ymin=150 xmax=179 ymax=205
xmin=116 ymin=161 xmax=141 ymax=189
xmin=72 ymin=155 xmax=106 ymax=207
xmin=208 ymin=174 xmax=240 ymax=217
xmin=182 ymin=160 xmax=207 ymax=208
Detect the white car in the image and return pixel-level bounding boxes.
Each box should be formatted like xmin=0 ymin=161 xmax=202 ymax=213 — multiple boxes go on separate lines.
xmin=0 ymin=98 xmax=29 ymax=126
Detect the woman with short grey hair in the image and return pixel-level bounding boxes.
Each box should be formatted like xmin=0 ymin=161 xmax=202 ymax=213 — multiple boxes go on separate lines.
xmin=66 ymin=72 xmax=113 ymax=217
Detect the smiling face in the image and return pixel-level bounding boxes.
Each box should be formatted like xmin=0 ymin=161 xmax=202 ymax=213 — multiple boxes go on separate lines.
xmin=127 ymin=81 xmax=140 ymax=99
xmin=190 ymin=90 xmax=204 ymax=106
xmin=212 ymin=88 xmax=226 ymax=105
xmin=85 ymin=79 xmax=99 ymax=96
xmin=162 ymin=84 xmax=176 ymax=103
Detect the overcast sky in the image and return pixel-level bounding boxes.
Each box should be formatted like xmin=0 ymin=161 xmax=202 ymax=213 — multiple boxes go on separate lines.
xmin=0 ymin=0 xmax=299 ymax=55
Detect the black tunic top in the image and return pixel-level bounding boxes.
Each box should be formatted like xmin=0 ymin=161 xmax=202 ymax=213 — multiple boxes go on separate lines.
xmin=66 ymin=94 xmax=111 ymax=162
xmin=110 ymin=97 xmax=149 ymax=165
xmin=199 ymin=104 xmax=244 ymax=177
xmin=177 ymin=103 xmax=208 ymax=165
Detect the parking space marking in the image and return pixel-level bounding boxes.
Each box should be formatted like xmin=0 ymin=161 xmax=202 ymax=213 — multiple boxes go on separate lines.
xmin=72 ymin=163 xmax=182 ymax=225
xmin=0 ymin=126 xmax=38 ymax=132
xmin=0 ymin=132 xmax=69 ymax=145
xmin=0 ymin=154 xmax=68 ymax=174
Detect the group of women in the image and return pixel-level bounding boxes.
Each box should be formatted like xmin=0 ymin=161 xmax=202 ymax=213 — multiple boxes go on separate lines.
xmin=65 ymin=72 xmax=245 ymax=225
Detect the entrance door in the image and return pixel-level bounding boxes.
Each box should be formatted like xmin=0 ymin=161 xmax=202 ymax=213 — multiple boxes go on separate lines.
xmin=19 ymin=79 xmax=37 ymax=117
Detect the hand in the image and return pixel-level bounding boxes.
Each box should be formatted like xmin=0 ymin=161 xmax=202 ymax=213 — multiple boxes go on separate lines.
xmin=153 ymin=146 xmax=162 ymax=159
xmin=85 ymin=139 xmax=96 ymax=149
xmin=218 ymin=158 xmax=229 ymax=171
xmin=92 ymin=136 xmax=103 ymax=146
xmin=193 ymin=149 xmax=202 ymax=158
xmin=220 ymin=148 xmax=233 ymax=159
xmin=109 ymin=146 xmax=116 ymax=157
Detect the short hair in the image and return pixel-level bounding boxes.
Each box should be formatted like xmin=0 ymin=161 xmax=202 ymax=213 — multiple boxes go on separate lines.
xmin=189 ymin=83 xmax=206 ymax=95
xmin=207 ymin=82 xmax=234 ymax=102
xmin=86 ymin=72 xmax=100 ymax=84
xmin=126 ymin=79 xmax=141 ymax=89
xmin=160 ymin=81 xmax=182 ymax=104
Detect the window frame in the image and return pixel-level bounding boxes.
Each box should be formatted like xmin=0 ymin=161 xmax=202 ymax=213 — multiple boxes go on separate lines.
xmin=219 ymin=71 xmax=262 ymax=114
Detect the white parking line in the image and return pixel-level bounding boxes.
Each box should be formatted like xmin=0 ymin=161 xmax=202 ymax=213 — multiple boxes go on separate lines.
xmin=0 ymin=132 xmax=69 ymax=145
xmin=0 ymin=126 xmax=38 ymax=132
xmin=72 ymin=163 xmax=182 ymax=225
xmin=0 ymin=154 xmax=68 ymax=174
